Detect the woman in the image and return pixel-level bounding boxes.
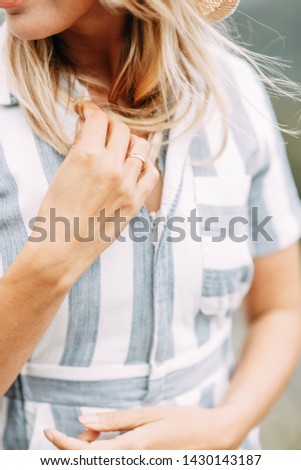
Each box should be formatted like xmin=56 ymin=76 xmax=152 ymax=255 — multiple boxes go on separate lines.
xmin=0 ymin=0 xmax=300 ymax=450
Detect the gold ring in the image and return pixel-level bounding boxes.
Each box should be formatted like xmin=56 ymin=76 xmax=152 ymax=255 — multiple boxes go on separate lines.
xmin=125 ymin=153 xmax=146 ymax=171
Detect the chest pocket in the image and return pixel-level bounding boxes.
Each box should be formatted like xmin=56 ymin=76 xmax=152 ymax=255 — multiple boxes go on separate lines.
xmin=194 ymin=175 xmax=254 ymax=316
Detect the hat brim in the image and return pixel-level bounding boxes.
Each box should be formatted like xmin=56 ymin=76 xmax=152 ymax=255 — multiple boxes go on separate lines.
xmin=198 ymin=0 xmax=240 ymax=23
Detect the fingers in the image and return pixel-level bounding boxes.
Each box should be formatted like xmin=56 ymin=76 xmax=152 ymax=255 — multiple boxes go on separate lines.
xmin=74 ymin=102 xmax=141 ymax=166
xmin=124 ymin=134 xmax=151 ymax=185
xmin=44 ymin=408 xmax=163 ymax=450
xmin=136 ymin=159 xmax=160 ymax=198
xmin=77 ymin=429 xmax=100 ymax=442
xmin=78 ymin=408 xmax=157 ymax=433
xmin=44 ymin=427 xmax=140 ymax=451
xmin=72 ymin=101 xmax=158 ymax=211
xmin=74 ymin=101 xmax=109 ymax=153
xmin=89 ymin=430 xmax=143 ymax=450
xmin=74 ymin=117 xmax=84 ymax=146
xmin=106 ymin=117 xmax=131 ymax=160
xmin=44 ymin=429 xmax=90 ymax=450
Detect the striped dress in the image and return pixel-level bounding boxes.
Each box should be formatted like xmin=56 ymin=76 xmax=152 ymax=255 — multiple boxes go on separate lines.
xmin=0 ymin=26 xmax=301 ymax=449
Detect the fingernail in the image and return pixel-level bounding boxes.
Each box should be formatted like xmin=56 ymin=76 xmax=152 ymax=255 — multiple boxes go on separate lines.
xmin=44 ymin=429 xmax=54 ymax=442
xmin=79 ymin=414 xmax=99 ymax=425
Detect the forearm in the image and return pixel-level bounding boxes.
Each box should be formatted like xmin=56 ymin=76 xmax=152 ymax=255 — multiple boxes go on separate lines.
xmin=0 ymin=242 xmax=71 ymax=395
xmin=221 ymin=308 xmax=301 ymax=444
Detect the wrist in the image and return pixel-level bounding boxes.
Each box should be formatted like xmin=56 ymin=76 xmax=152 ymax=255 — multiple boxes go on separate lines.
xmin=214 ymin=403 xmax=252 ymax=449
xmin=9 ymin=241 xmax=75 ymax=293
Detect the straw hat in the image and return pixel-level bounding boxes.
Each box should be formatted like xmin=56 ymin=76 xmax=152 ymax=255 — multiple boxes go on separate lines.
xmin=197 ymin=0 xmax=240 ymax=22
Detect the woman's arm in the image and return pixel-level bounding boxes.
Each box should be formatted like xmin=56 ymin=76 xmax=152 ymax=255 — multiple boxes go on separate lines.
xmin=0 ymin=102 xmax=158 ymax=396
xmin=220 ymin=241 xmax=301 ymax=442
xmin=44 ymin=242 xmax=301 ymax=450
xmin=0 ymin=248 xmax=72 ymax=396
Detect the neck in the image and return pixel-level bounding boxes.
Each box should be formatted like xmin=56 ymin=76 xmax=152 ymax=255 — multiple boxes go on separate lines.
xmin=55 ymin=3 xmax=127 ymax=88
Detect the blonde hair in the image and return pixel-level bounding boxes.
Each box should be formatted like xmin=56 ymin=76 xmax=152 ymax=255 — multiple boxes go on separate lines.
xmin=4 ymin=0 xmax=300 ymax=158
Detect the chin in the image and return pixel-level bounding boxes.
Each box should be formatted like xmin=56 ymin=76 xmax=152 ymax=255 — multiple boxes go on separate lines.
xmin=7 ymin=30 xmax=51 ymax=40
xmin=6 ymin=17 xmax=61 ymax=41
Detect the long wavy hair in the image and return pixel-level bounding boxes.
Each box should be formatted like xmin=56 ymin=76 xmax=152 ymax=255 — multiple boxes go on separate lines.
xmin=4 ymin=0 xmax=300 ymax=158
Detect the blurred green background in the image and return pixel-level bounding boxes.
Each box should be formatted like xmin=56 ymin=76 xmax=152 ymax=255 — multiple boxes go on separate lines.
xmin=231 ymin=0 xmax=301 ymax=450
xmin=232 ymin=0 xmax=301 ymax=196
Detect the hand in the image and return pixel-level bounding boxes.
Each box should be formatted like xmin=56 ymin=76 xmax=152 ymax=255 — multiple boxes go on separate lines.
xmin=26 ymin=101 xmax=159 ymax=287
xmin=44 ymin=406 xmax=244 ymax=450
